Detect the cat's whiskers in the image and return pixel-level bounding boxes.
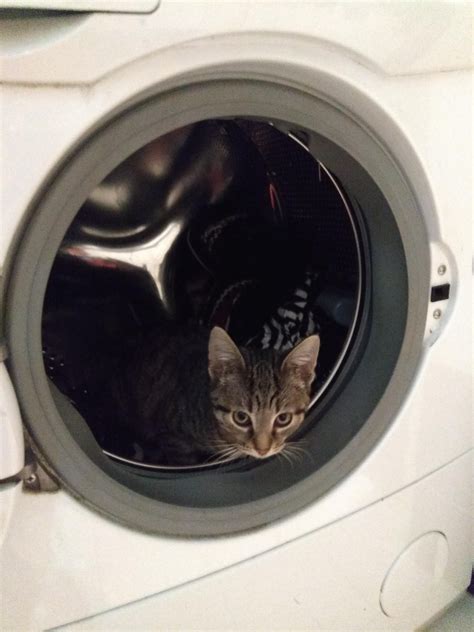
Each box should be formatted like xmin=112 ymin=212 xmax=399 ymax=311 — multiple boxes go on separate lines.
xmin=211 ymin=454 xmax=240 ymax=466
xmin=280 ymin=439 xmax=312 ymax=466
xmin=217 ymin=453 xmax=244 ymax=466
xmin=206 ymin=441 xmax=233 ymax=455
xmin=288 ymin=439 xmax=311 ymax=454
xmin=216 ymin=443 xmax=242 ymax=457
xmin=206 ymin=451 xmax=236 ymax=464
xmin=294 ymin=447 xmax=313 ymax=462
xmin=277 ymin=449 xmax=296 ymax=469
xmin=284 ymin=446 xmax=304 ymax=463
xmin=216 ymin=451 xmax=241 ymax=464
xmin=206 ymin=443 xmax=245 ymax=466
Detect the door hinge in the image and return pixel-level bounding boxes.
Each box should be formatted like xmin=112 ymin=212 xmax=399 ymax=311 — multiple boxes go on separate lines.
xmin=0 ymin=457 xmax=59 ymax=492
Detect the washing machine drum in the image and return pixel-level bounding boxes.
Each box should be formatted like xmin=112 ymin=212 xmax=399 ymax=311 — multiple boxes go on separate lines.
xmin=42 ymin=120 xmax=361 ymax=468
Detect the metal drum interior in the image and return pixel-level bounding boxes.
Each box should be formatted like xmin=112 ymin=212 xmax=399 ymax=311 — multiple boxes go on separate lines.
xmin=42 ymin=118 xmax=364 ymax=473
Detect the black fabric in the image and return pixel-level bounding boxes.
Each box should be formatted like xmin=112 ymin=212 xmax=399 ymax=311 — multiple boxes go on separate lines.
xmin=42 ymin=254 xmax=165 ymax=418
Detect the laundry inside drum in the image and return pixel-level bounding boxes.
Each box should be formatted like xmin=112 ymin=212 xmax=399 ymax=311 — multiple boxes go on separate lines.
xmin=42 ymin=119 xmax=363 ymax=472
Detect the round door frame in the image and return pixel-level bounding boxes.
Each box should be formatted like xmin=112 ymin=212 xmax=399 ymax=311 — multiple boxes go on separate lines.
xmin=4 ymin=78 xmax=430 ymax=535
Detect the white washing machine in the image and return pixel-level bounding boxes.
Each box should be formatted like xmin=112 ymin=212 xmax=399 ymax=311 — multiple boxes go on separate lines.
xmin=0 ymin=2 xmax=472 ymax=630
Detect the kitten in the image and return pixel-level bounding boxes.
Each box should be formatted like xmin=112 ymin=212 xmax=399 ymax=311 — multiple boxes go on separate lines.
xmin=87 ymin=327 xmax=320 ymax=466
xmin=208 ymin=327 xmax=320 ymax=463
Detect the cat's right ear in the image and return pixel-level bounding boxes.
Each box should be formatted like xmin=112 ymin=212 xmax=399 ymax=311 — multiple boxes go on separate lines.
xmin=281 ymin=334 xmax=320 ymax=387
xmin=208 ymin=327 xmax=245 ymax=381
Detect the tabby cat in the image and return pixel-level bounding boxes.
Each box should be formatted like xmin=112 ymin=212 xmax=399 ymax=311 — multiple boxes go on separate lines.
xmin=89 ymin=326 xmax=320 ymax=466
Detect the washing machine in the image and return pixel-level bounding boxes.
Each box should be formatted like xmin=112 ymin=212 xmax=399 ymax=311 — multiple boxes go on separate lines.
xmin=0 ymin=2 xmax=472 ymax=630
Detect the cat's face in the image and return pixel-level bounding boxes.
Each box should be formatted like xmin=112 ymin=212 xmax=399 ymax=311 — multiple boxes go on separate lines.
xmin=208 ymin=327 xmax=320 ymax=461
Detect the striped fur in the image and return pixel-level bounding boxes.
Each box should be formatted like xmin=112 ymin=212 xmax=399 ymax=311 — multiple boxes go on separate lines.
xmin=87 ymin=326 xmax=319 ymax=466
xmin=209 ymin=328 xmax=320 ymax=460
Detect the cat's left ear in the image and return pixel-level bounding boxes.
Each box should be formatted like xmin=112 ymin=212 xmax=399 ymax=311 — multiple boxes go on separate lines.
xmin=281 ymin=335 xmax=320 ymax=386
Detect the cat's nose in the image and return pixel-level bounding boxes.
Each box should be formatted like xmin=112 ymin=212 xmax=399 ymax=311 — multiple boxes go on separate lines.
xmin=253 ymin=436 xmax=272 ymax=457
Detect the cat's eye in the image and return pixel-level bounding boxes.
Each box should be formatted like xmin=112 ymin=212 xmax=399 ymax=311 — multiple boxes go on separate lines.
xmin=275 ymin=412 xmax=293 ymax=427
xmin=233 ymin=410 xmax=252 ymax=427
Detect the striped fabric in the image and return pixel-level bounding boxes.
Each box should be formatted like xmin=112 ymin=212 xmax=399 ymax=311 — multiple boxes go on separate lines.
xmin=249 ymin=271 xmax=320 ymax=352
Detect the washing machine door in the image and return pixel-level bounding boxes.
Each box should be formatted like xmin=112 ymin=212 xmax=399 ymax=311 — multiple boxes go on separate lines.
xmin=0 ymin=363 xmax=24 ymax=546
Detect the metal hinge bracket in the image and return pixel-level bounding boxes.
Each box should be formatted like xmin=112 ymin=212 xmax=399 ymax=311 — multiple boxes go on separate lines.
xmin=0 ymin=457 xmax=60 ymax=492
